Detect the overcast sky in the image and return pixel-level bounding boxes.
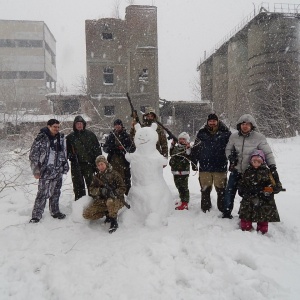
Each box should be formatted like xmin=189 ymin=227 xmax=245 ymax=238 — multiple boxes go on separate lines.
xmin=1 ymin=0 xmax=299 ymax=101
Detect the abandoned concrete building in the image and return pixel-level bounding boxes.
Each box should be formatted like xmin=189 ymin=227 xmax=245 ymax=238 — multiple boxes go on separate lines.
xmin=0 ymin=20 xmax=56 ymax=111
xmin=199 ymin=3 xmax=300 ymax=137
xmin=85 ymin=5 xmax=159 ymax=129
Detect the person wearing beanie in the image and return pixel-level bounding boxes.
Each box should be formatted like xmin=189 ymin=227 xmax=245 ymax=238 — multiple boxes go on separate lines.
xmin=191 ymin=113 xmax=231 ymax=213
xmin=66 ymin=115 xmax=102 ymax=200
xmin=83 ymin=155 xmax=126 ymax=233
xmin=103 ymin=119 xmax=135 ymax=195
xmin=29 ymin=119 xmax=69 ymax=223
xmin=222 ymin=114 xmax=282 ymax=219
xmin=169 ymin=132 xmax=191 ymax=210
xmin=130 ymin=106 xmax=168 ymax=159
xmin=237 ymin=149 xmax=280 ymax=234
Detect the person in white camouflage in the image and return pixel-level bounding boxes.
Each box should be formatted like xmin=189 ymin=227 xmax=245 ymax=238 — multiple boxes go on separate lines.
xmin=29 ymin=119 xmax=69 ymax=223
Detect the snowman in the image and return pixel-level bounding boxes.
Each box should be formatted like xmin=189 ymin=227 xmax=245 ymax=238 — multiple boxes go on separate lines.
xmin=124 ymin=122 xmax=173 ymax=227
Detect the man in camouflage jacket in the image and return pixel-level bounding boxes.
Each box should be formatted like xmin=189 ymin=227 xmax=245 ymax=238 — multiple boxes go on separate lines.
xmin=83 ymin=155 xmax=126 ymax=233
xmin=103 ymin=119 xmax=135 ymax=195
xmin=29 ymin=119 xmax=69 ymax=223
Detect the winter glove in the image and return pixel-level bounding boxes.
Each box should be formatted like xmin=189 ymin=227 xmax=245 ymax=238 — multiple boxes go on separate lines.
xmin=68 ymin=154 xmax=78 ymax=162
xmin=192 ymin=164 xmax=198 ymax=171
xmin=263 ymin=186 xmax=273 ymax=197
xmin=92 ymin=178 xmax=101 ymax=188
xmin=228 ymin=163 xmax=236 ymax=172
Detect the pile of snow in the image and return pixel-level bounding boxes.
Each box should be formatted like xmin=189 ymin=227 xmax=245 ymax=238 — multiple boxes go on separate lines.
xmin=0 ymin=136 xmax=299 ymax=300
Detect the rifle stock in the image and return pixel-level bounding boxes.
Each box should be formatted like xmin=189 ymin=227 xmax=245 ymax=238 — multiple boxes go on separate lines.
xmin=126 ymin=92 xmax=141 ymax=125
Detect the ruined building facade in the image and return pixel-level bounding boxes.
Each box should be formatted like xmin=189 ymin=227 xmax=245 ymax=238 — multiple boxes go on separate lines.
xmin=200 ymin=8 xmax=300 ymax=137
xmin=0 ymin=20 xmax=56 ymax=111
xmin=85 ymin=5 xmax=159 ymax=128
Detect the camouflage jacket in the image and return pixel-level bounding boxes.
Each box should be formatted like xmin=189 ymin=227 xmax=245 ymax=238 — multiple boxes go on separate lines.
xmin=89 ymin=165 xmax=126 ymax=201
xmin=169 ymin=144 xmax=191 ymax=174
xmin=29 ymin=127 xmax=69 ymax=179
xmin=238 ymin=164 xmax=280 ymax=222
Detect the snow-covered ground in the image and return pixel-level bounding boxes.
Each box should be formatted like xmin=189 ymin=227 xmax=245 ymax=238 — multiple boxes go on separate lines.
xmin=0 ymin=136 xmax=299 ymax=300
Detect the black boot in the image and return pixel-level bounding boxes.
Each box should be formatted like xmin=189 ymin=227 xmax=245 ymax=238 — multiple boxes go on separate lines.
xmin=109 ymin=218 xmax=118 ymax=234
xmin=215 ymin=187 xmax=225 ymax=213
xmin=52 ymin=212 xmax=66 ymax=219
xmin=29 ymin=218 xmax=40 ymax=223
xmin=104 ymin=211 xmax=111 ymax=224
xmin=222 ymin=210 xmax=233 ymax=219
xmin=201 ymin=188 xmax=212 ymax=213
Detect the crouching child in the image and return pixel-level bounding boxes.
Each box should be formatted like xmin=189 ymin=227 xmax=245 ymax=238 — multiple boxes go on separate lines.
xmin=169 ymin=132 xmax=191 ymax=210
xmin=238 ymin=149 xmax=281 ymax=234
xmin=83 ymin=155 xmax=126 ymax=233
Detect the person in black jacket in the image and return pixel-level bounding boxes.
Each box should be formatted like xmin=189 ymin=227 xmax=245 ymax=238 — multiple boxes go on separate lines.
xmin=191 ymin=114 xmax=231 ymax=213
xmin=66 ymin=116 xmax=102 ymax=200
xmin=103 ymin=119 xmax=135 ymax=195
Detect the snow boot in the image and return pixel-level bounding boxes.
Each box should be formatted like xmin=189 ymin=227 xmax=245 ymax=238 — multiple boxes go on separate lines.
xmin=175 ymin=201 xmax=188 ymax=210
xmin=104 ymin=211 xmax=111 ymax=224
xmin=215 ymin=187 xmax=225 ymax=213
xmin=222 ymin=210 xmax=233 ymax=219
xmin=201 ymin=188 xmax=212 ymax=213
xmin=109 ymin=218 xmax=118 ymax=234
xmin=29 ymin=218 xmax=40 ymax=223
xmin=52 ymin=212 xmax=66 ymax=219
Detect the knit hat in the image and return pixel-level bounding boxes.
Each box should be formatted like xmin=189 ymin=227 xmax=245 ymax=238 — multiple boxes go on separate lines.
xmin=178 ymin=132 xmax=190 ymax=143
xmin=95 ymin=155 xmax=109 ymax=166
xmin=144 ymin=107 xmax=156 ymax=117
xmin=207 ymin=113 xmax=218 ymax=122
xmin=249 ymin=149 xmax=266 ymax=163
xmin=113 ymin=119 xmax=123 ymax=126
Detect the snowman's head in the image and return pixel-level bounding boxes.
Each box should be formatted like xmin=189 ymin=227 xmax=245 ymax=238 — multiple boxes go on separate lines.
xmin=134 ymin=123 xmax=158 ymax=151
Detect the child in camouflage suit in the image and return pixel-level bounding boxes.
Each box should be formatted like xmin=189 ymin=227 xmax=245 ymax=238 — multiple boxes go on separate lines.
xmin=238 ymin=149 xmax=280 ymax=234
xmin=83 ymin=155 xmax=126 ymax=233
xmin=169 ymin=132 xmax=191 ymax=210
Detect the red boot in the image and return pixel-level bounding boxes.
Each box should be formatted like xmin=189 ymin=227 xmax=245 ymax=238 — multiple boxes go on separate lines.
xmin=175 ymin=201 xmax=188 ymax=210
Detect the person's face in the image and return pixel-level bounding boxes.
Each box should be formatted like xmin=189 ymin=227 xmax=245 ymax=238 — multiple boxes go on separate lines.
xmin=207 ymin=119 xmax=218 ymax=128
xmin=75 ymin=122 xmax=84 ymax=131
xmin=114 ymin=124 xmax=122 ymax=132
xmin=178 ymin=137 xmax=187 ymax=145
xmin=146 ymin=113 xmax=155 ymax=120
xmin=240 ymin=122 xmax=252 ymax=134
xmin=97 ymin=162 xmax=107 ymax=172
xmin=47 ymin=123 xmax=60 ymax=136
xmin=251 ymin=156 xmax=263 ymax=169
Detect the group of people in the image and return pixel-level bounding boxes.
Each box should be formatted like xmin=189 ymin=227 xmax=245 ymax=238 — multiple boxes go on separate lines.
xmin=28 ymin=110 xmax=283 ymax=234
xmin=170 ymin=113 xmax=283 ymax=234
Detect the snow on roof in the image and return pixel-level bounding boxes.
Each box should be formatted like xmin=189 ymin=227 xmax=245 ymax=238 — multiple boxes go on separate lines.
xmin=0 ymin=113 xmax=91 ymax=125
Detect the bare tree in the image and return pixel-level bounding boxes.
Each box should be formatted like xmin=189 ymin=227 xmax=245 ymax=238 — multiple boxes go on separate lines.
xmin=112 ymin=0 xmax=122 ymax=19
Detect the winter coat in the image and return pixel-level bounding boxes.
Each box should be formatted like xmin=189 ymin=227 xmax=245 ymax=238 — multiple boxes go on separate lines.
xmin=103 ymin=128 xmax=135 ymax=166
xmin=29 ymin=127 xmax=69 ymax=179
xmin=169 ymin=144 xmax=191 ymax=175
xmin=191 ymin=121 xmax=231 ymax=172
xmin=66 ymin=117 xmax=102 ymax=166
xmin=225 ymin=114 xmax=276 ymax=173
xmin=238 ymin=164 xmax=280 ymax=222
xmin=130 ymin=120 xmax=168 ymax=158
xmin=89 ymin=165 xmax=126 ymax=201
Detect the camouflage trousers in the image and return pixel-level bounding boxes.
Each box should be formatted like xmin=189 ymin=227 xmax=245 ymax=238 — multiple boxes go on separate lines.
xmin=32 ymin=176 xmax=63 ymax=220
xmin=83 ymin=198 xmax=124 ymax=220
xmin=174 ymin=175 xmax=190 ymax=202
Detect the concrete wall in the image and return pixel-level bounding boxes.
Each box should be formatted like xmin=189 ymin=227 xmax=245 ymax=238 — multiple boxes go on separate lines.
xmin=200 ymin=12 xmax=300 ymax=137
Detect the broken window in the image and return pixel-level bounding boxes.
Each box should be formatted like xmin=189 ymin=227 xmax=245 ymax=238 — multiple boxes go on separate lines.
xmin=104 ymin=105 xmax=115 ymax=116
xmin=139 ymin=68 xmax=149 ymax=82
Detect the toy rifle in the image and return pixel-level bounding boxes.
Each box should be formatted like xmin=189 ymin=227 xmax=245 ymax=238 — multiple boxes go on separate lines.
xmin=94 ymin=176 xmax=130 ymax=209
xmin=156 ymin=120 xmax=178 ymax=143
xmin=126 ymin=92 xmax=141 ymax=125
